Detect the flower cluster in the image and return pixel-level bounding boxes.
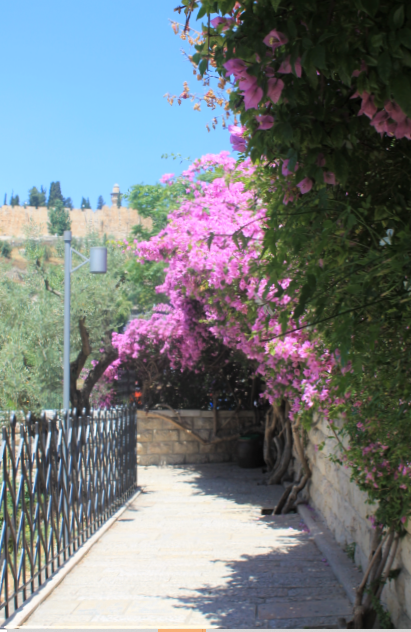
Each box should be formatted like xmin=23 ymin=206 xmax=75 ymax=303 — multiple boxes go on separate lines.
xmin=110 ymin=153 xmax=334 ymax=421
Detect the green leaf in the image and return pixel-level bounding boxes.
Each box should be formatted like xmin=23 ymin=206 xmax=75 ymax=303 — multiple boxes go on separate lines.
xmin=287 ymin=18 xmax=297 ymax=40
xmin=399 ymin=28 xmax=411 ymax=49
xmin=377 ymin=51 xmax=392 ymax=84
xmin=273 ymin=122 xmax=294 ymax=142
xmin=198 ymin=59 xmax=208 ymax=75
xmin=207 ymin=233 xmax=215 ymax=250
xmin=360 ymin=0 xmax=379 ymax=17
xmin=271 ymin=0 xmax=281 ymax=10
xmin=401 ymin=48 xmax=411 ymax=67
xmin=196 ymin=5 xmax=208 ymax=19
xmin=331 ymin=124 xmax=346 ymax=148
xmin=393 ymin=5 xmax=405 ymax=28
xmin=311 ymin=45 xmax=326 ymax=70
xmin=334 ymin=151 xmax=349 ymax=184
xmin=363 ymin=55 xmax=378 ymax=67
xmin=370 ymin=33 xmax=385 ymax=48
xmin=318 ymin=32 xmax=335 ymax=44
xmin=390 ymin=73 xmax=411 ymax=116
xmin=356 ymin=71 xmax=369 ymax=94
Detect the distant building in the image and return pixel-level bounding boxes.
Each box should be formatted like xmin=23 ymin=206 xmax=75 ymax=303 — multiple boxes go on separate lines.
xmin=111 ymin=184 xmax=121 ymax=207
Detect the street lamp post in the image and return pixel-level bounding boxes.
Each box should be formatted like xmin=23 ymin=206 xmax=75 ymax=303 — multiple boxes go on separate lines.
xmin=63 ymin=230 xmax=108 ymax=411
xmin=62 ymin=230 xmax=107 ymax=554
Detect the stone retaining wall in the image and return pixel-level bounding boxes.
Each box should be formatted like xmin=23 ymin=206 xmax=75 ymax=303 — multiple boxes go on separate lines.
xmin=137 ymin=409 xmax=258 ymax=466
xmin=306 ymin=416 xmax=411 ymax=629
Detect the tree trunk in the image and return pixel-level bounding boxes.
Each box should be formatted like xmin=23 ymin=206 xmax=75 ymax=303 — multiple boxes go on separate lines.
xmin=69 ymin=317 xmax=118 ymax=413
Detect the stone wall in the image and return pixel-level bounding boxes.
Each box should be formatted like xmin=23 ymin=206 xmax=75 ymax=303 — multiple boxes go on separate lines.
xmin=0 ymin=205 xmax=151 ymax=240
xmin=306 ymin=416 xmax=411 ymax=629
xmin=137 ymin=409 xmax=258 ymax=466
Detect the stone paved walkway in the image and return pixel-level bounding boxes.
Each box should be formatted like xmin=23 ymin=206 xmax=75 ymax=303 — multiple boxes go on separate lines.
xmin=22 ymin=463 xmax=352 ymax=628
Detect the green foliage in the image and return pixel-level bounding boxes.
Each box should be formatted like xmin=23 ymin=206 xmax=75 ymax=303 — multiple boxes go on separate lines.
xmin=0 ymin=241 xmax=12 ymax=259
xmin=186 ymin=0 xmax=411 ymax=534
xmin=81 ymin=197 xmax=91 ymax=209
xmin=97 ymin=195 xmax=105 ymax=210
xmin=124 ymin=178 xmax=191 ymax=313
xmin=64 ymin=197 xmax=73 ymax=210
xmin=47 ymin=200 xmax=71 ymax=236
xmin=126 ymin=180 xmax=187 ymax=238
xmin=28 ymin=186 xmax=46 ymax=208
xmin=365 ymin=589 xmax=394 ymax=628
xmin=10 ymin=194 xmax=19 ymax=207
xmin=345 ymin=542 xmax=357 ymax=563
xmin=0 ymin=229 xmax=133 ymax=415
xmin=47 ymin=182 xmax=64 ymax=208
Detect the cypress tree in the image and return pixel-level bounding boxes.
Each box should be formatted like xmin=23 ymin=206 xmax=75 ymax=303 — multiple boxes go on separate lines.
xmin=81 ymin=197 xmax=91 ymax=209
xmin=97 ymin=195 xmax=105 ymax=210
xmin=47 ymin=182 xmax=64 ymax=208
xmin=10 ymin=193 xmax=20 ymax=207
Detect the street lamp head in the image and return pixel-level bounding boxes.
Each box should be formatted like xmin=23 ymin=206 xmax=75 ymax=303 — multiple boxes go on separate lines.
xmin=89 ymin=247 xmax=107 ymax=273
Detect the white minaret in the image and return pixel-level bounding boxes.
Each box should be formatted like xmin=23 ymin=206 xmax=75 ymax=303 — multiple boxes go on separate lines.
xmin=111 ymin=183 xmax=121 ymax=207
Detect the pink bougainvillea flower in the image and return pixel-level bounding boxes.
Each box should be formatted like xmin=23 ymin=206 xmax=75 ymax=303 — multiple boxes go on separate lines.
xmin=394 ymin=117 xmax=411 ymax=139
xmin=223 ymin=58 xmax=249 ymax=81
xmin=263 ymin=29 xmax=288 ymax=50
xmin=211 ymin=16 xmax=234 ymax=28
xmin=384 ymin=100 xmax=407 ymax=124
xmin=160 ymin=173 xmax=175 ymax=184
xmin=228 ymin=124 xmax=246 ymax=136
xmin=358 ymin=92 xmax=377 ymax=119
xmin=323 ymin=171 xmax=336 ymax=185
xmin=230 ymin=135 xmax=247 ymax=152
xmin=267 ymin=77 xmax=284 ymax=103
xmin=385 ymin=120 xmax=398 ymax=136
xmin=239 ymin=75 xmax=264 ymax=110
xmin=282 ymin=159 xmax=298 ymax=176
xmin=316 ymin=153 xmax=326 ymax=167
xmin=256 ymin=114 xmax=274 ymax=130
xmin=297 ymin=177 xmax=313 ymax=194
xmin=278 ymin=56 xmax=302 ymax=78
xmin=229 ymin=124 xmax=247 ymax=152
xmin=370 ymin=109 xmax=390 ymax=134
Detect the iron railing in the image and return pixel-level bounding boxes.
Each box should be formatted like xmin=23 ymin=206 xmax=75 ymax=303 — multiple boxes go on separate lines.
xmin=0 ymin=405 xmax=137 ymax=621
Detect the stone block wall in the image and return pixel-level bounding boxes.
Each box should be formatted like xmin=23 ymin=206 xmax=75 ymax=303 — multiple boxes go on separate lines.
xmin=137 ymin=409 xmax=258 ymax=466
xmin=306 ymin=416 xmax=411 ymax=629
xmin=0 ymin=205 xmax=151 ymax=240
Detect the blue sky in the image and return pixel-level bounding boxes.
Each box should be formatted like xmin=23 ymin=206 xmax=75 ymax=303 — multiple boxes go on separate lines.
xmin=0 ymin=0 xmax=231 ymax=209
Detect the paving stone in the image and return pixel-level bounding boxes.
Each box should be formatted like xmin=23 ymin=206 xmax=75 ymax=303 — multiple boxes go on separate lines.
xmin=258 ymin=597 xmax=352 ymax=620
xmin=21 ymin=463 xmax=354 ymax=629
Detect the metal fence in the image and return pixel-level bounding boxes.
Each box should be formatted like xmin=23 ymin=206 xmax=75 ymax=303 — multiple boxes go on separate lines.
xmin=0 ymin=405 xmax=137 ymax=621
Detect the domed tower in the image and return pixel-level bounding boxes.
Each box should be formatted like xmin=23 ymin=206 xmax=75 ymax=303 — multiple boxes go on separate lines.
xmin=111 ymin=183 xmax=121 ymax=207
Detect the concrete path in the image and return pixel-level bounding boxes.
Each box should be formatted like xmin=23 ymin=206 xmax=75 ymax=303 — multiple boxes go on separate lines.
xmin=22 ymin=463 xmax=353 ymax=629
